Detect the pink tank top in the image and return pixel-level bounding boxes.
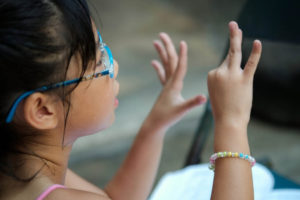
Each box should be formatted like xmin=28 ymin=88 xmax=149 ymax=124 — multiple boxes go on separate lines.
xmin=36 ymin=184 xmax=66 ymax=200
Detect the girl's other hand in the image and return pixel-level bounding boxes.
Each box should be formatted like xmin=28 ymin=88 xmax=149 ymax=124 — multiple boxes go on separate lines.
xmin=144 ymin=33 xmax=206 ymax=133
xmin=207 ymin=21 xmax=262 ymax=128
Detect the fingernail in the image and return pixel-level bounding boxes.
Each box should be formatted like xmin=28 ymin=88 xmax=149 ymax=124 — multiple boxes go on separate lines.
xmin=254 ymin=39 xmax=261 ymax=43
xmin=229 ymin=21 xmax=238 ymax=28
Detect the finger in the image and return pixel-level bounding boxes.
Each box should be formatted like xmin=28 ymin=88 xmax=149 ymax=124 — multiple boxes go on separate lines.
xmin=244 ymin=40 xmax=262 ymax=78
xmin=172 ymin=41 xmax=188 ymax=87
xmin=151 ymin=60 xmax=166 ymax=84
xmin=153 ymin=40 xmax=168 ymax=67
xmin=228 ymin=21 xmax=242 ymax=70
xmin=159 ymin=32 xmax=178 ymax=75
xmin=178 ymin=95 xmax=207 ymax=113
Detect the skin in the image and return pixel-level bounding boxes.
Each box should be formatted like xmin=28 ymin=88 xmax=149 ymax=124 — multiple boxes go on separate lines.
xmin=0 ymin=21 xmax=261 ymax=200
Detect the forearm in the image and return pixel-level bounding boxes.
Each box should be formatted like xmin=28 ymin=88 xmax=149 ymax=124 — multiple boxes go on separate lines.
xmin=211 ymin=122 xmax=253 ymax=200
xmin=105 ymin=121 xmax=165 ymax=200
xmin=103 ymin=32 xmax=204 ymax=200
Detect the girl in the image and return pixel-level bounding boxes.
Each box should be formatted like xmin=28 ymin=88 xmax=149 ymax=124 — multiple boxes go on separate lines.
xmin=0 ymin=0 xmax=261 ymax=199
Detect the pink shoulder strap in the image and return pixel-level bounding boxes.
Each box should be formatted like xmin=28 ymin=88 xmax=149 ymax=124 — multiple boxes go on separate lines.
xmin=36 ymin=184 xmax=66 ymax=200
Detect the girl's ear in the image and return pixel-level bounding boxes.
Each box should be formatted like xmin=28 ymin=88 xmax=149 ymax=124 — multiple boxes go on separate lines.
xmin=20 ymin=93 xmax=61 ymax=130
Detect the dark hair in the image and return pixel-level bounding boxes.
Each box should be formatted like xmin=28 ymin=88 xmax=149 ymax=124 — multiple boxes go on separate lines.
xmin=0 ymin=0 xmax=97 ymax=181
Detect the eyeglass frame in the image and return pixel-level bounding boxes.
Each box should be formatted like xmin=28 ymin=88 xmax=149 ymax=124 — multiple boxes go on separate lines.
xmin=5 ymin=31 xmax=114 ymax=123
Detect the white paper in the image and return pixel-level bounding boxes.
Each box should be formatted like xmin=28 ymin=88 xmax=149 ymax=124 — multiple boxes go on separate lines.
xmin=149 ymin=163 xmax=300 ymax=200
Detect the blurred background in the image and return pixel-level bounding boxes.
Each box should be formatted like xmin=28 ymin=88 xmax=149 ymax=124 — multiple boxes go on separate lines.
xmin=69 ymin=0 xmax=300 ymax=189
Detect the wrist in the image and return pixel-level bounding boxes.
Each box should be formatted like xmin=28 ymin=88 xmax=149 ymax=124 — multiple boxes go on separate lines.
xmin=214 ymin=118 xmax=249 ymax=131
xmin=213 ymin=122 xmax=250 ymax=154
xmin=140 ymin=116 xmax=168 ymax=137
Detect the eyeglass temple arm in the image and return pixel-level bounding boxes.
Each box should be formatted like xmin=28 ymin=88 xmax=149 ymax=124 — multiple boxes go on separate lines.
xmin=6 ymin=67 xmax=109 ymax=123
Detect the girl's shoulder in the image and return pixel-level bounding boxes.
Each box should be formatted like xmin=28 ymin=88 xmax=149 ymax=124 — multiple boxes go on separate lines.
xmin=43 ymin=187 xmax=112 ymax=200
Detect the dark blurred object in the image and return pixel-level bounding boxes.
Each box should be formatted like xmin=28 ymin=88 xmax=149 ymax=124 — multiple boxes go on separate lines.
xmin=238 ymin=0 xmax=300 ymax=127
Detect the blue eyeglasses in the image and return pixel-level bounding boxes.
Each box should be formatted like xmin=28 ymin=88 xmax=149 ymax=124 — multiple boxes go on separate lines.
xmin=5 ymin=31 xmax=114 ymax=123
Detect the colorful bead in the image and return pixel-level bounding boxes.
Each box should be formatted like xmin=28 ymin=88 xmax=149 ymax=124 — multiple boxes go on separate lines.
xmin=212 ymin=154 xmax=218 ymax=160
xmin=228 ymin=152 xmax=232 ymax=157
xmin=234 ymin=152 xmax=239 ymax=157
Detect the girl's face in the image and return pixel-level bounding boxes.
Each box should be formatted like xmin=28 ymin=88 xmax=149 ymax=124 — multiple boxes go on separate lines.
xmin=64 ymin=27 xmax=119 ymax=144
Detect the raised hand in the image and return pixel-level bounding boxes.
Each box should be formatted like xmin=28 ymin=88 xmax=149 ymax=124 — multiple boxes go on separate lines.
xmin=144 ymin=33 xmax=206 ymax=132
xmin=207 ymin=21 xmax=262 ymax=128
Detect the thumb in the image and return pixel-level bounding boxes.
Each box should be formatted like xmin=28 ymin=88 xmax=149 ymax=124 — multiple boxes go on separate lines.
xmin=178 ymin=95 xmax=206 ymax=113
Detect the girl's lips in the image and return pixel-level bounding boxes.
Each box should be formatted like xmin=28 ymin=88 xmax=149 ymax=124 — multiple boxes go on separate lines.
xmin=114 ymin=98 xmax=119 ymax=107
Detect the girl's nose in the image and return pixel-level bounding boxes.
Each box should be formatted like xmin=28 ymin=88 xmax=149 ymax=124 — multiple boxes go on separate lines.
xmin=113 ymin=59 xmax=119 ymax=79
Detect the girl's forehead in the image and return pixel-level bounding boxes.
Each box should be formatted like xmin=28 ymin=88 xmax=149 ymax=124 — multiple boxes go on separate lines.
xmin=91 ymin=20 xmax=99 ymax=39
xmin=66 ymin=23 xmax=102 ymax=78
xmin=92 ymin=24 xmax=101 ymax=48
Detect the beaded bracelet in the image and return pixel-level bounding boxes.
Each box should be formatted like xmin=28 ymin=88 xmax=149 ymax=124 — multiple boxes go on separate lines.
xmin=209 ymin=151 xmax=256 ymax=171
